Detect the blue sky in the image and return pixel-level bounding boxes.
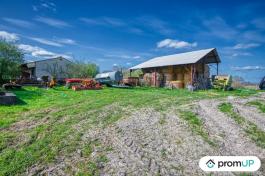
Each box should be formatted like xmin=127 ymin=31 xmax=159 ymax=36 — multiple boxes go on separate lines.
xmin=0 ymin=0 xmax=264 ymax=82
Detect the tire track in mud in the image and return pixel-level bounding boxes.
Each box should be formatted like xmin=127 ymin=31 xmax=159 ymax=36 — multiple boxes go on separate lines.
xmin=195 ymin=99 xmax=265 ymax=175
xmin=224 ymin=93 xmax=265 ymax=131
xmin=93 ymin=108 xmax=216 ymax=175
xmin=196 ymin=99 xmax=265 ymax=156
xmin=231 ymin=101 xmax=265 ymax=131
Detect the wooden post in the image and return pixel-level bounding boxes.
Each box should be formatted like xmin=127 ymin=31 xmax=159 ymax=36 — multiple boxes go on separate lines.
xmin=129 ymin=69 xmax=132 ymax=77
xmin=154 ymin=69 xmax=157 ymax=87
xmin=190 ymin=64 xmax=193 ymax=85
xmin=202 ymin=63 xmax=205 ymax=78
xmin=217 ymin=63 xmax=219 ymax=75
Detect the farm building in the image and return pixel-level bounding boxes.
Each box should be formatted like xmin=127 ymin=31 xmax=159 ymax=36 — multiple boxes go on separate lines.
xmin=21 ymin=57 xmax=72 ymax=81
xmin=130 ymin=48 xmax=221 ymax=89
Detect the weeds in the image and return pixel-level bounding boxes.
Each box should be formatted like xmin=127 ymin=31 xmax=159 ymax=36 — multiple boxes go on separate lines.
xmin=219 ymin=102 xmax=265 ymax=148
xmin=218 ymin=103 xmax=244 ymax=124
xmin=178 ymin=110 xmax=216 ymax=146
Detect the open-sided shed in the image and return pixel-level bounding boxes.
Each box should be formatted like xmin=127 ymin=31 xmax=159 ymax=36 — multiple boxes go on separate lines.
xmin=130 ymin=48 xmax=221 ymax=89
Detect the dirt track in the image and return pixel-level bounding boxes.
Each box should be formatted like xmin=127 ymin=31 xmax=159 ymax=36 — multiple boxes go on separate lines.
xmin=78 ymin=93 xmax=265 ymax=175
xmin=28 ymin=92 xmax=265 ymax=175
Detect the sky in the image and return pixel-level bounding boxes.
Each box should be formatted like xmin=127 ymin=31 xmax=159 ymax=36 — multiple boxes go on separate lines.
xmin=0 ymin=0 xmax=264 ymax=83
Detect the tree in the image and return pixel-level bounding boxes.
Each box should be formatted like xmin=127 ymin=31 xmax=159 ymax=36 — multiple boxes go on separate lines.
xmin=67 ymin=61 xmax=99 ymax=78
xmin=0 ymin=40 xmax=24 ymax=84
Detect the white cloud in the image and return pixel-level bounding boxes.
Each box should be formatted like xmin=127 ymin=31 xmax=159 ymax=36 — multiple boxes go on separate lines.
xmin=232 ymin=52 xmax=252 ymax=57
xmin=202 ymin=16 xmax=237 ymax=40
xmin=41 ymin=2 xmax=56 ymax=12
xmin=28 ymin=37 xmax=76 ymax=46
xmin=80 ymin=17 xmax=145 ymax=35
xmin=18 ymin=44 xmax=55 ymax=57
xmin=55 ymin=38 xmax=76 ymax=45
xmin=128 ymin=27 xmax=144 ymax=35
xmin=231 ymin=66 xmax=265 ymax=71
xmin=32 ymin=5 xmax=38 ymax=11
xmin=133 ymin=56 xmax=141 ymax=59
xmin=103 ymin=17 xmax=125 ymax=26
xmin=18 ymin=44 xmax=71 ymax=59
xmin=233 ymin=43 xmax=260 ymax=49
xmin=105 ymin=54 xmax=141 ymax=59
xmin=29 ymin=37 xmax=63 ymax=47
xmin=242 ymin=30 xmax=265 ymax=43
xmin=32 ymin=1 xmax=56 ymax=12
xmin=35 ymin=16 xmax=71 ymax=28
xmin=157 ymin=39 xmax=197 ymax=49
xmin=137 ymin=16 xmax=174 ymax=35
xmin=2 ymin=17 xmax=34 ymax=28
xmin=0 ymin=30 xmax=19 ymax=42
xmin=80 ymin=17 xmax=125 ymax=27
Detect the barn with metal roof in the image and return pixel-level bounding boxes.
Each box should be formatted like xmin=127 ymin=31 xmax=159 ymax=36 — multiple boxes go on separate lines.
xmin=130 ymin=48 xmax=221 ymax=89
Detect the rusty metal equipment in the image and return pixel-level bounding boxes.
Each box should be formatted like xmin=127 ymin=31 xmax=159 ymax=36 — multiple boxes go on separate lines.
xmin=259 ymin=76 xmax=265 ymax=90
xmin=69 ymin=79 xmax=102 ymax=91
xmin=212 ymin=75 xmax=233 ymax=91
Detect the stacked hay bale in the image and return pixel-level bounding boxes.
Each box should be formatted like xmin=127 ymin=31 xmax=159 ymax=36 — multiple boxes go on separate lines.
xmin=163 ymin=66 xmax=174 ymax=88
xmin=143 ymin=73 xmax=152 ymax=86
xmin=183 ymin=65 xmax=192 ymax=88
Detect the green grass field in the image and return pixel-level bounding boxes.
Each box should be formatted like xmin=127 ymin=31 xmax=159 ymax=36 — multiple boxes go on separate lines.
xmin=0 ymin=86 xmax=259 ymax=175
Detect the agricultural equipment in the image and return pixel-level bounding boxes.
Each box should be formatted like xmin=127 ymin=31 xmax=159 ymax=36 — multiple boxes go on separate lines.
xmin=212 ymin=75 xmax=233 ymax=91
xmin=66 ymin=78 xmax=102 ymax=91
xmin=95 ymin=71 xmax=123 ymax=87
xmin=259 ymin=76 xmax=265 ymax=90
xmin=65 ymin=78 xmax=83 ymax=89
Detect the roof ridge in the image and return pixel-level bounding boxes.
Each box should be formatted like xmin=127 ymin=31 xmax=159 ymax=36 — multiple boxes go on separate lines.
xmin=130 ymin=48 xmax=219 ymax=70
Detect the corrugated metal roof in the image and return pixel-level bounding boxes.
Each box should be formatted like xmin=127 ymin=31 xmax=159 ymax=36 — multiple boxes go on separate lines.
xmin=130 ymin=48 xmax=220 ymax=70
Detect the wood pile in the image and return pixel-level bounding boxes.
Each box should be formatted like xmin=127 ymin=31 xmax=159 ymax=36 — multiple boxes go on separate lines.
xmin=66 ymin=78 xmax=102 ymax=91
